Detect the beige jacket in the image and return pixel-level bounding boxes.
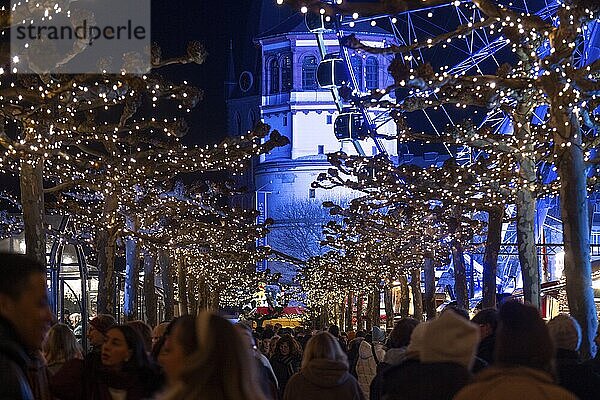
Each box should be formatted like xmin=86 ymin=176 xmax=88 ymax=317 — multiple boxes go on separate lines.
xmin=453 ymin=366 xmax=578 ymax=400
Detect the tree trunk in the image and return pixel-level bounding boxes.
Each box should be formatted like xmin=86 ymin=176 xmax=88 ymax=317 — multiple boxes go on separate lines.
xmin=423 ymin=257 xmax=436 ymax=320
xmin=197 ymin=275 xmax=208 ymax=311
xmin=452 ymin=240 xmax=468 ymax=310
xmin=554 ymin=107 xmax=597 ymax=359
xmin=188 ymin=275 xmax=199 ymax=315
xmin=323 ymin=304 xmax=330 ymax=328
xmin=410 ymin=268 xmax=423 ymax=321
xmin=366 ymin=292 xmax=372 ymax=329
xmin=399 ymin=275 xmax=410 ymax=318
xmin=124 ymin=217 xmax=140 ymax=321
xmin=372 ymin=287 xmax=380 ymax=328
xmin=209 ymin=288 xmax=220 ymax=312
xmin=176 ymin=257 xmax=188 ymax=316
xmin=159 ymin=250 xmax=174 ymax=320
xmin=20 ymin=155 xmax=46 ymax=266
xmin=483 ymin=207 xmax=503 ymax=309
xmin=143 ymin=253 xmax=157 ymax=327
xmin=356 ymin=293 xmax=364 ymax=331
xmin=516 ymin=170 xmax=541 ymax=308
xmin=345 ymin=291 xmax=354 ymax=332
xmin=338 ymin=298 xmax=345 ymax=329
xmin=384 ymin=287 xmax=394 ymax=329
xmin=96 ymin=193 xmax=119 ymax=315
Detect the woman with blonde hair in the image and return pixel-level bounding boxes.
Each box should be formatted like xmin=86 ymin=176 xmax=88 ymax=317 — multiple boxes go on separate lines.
xmin=43 ymin=323 xmax=83 ymax=375
xmin=284 ymin=331 xmax=365 ymax=400
xmin=161 ymin=312 xmax=267 ymax=400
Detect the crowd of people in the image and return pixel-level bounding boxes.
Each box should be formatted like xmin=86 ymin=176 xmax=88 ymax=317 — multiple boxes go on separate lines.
xmin=2 ymin=252 xmax=600 ymax=399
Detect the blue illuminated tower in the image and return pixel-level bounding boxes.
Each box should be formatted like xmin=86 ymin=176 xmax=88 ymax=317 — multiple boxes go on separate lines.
xmin=227 ymin=5 xmax=397 ymax=279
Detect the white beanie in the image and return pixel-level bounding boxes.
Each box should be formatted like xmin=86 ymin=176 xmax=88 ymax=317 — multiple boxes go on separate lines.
xmin=547 ymin=314 xmax=582 ymax=351
xmin=420 ymin=310 xmax=480 ymax=369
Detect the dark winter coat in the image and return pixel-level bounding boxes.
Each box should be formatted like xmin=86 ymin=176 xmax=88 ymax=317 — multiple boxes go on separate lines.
xmin=584 ymin=353 xmax=600 ymax=376
xmin=50 ymin=354 xmax=161 ymax=400
xmin=380 ymin=359 xmax=471 ymax=400
xmin=270 ymin=354 xmax=301 ymax=398
xmin=347 ymin=337 xmax=365 ymax=378
xmin=283 ymin=359 xmax=365 ymax=400
xmin=369 ymin=347 xmax=410 ymax=400
xmin=554 ymin=348 xmax=600 ymax=400
xmin=476 ymin=334 xmax=495 ymax=365
xmin=0 ymin=317 xmax=52 ymax=400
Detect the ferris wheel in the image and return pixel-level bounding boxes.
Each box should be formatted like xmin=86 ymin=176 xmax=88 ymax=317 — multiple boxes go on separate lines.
xmin=297 ymin=0 xmax=599 ymax=293
xmin=303 ymin=0 xmax=562 ymax=162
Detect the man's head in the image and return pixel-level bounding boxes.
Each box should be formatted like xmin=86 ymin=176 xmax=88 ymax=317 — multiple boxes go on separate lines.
xmin=0 ymin=253 xmax=53 ymax=350
xmin=471 ymin=308 xmax=499 ymax=340
xmin=328 ymin=324 xmax=340 ymax=338
xmin=88 ymin=314 xmax=116 ymax=347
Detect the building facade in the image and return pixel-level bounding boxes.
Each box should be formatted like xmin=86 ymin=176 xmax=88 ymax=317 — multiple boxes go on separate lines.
xmin=227 ymin=9 xmax=397 ymax=279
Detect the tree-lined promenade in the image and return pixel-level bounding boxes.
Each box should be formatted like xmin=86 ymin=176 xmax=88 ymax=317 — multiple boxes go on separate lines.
xmin=0 ymin=0 xmax=599 ymax=361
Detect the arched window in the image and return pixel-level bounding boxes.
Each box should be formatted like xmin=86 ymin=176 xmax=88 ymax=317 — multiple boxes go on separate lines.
xmin=302 ymin=55 xmax=318 ymax=90
xmin=281 ymin=54 xmax=293 ymax=92
xmin=366 ymin=57 xmax=379 ymax=90
xmin=350 ymin=55 xmax=363 ymax=91
xmin=269 ymin=58 xmax=279 ymax=94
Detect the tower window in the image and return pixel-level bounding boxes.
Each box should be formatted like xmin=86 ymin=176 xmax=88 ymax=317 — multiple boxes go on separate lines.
xmin=283 ymin=115 xmax=288 ymax=126
xmin=326 ymin=115 xmax=333 ymax=124
xmin=302 ymin=55 xmax=318 ymax=90
xmin=318 ymin=145 xmax=325 ymax=154
xmin=269 ymin=58 xmax=280 ymax=94
xmin=281 ymin=54 xmax=293 ymax=92
xmin=366 ymin=57 xmax=379 ymax=90
xmin=309 ymin=189 xmax=316 ymax=198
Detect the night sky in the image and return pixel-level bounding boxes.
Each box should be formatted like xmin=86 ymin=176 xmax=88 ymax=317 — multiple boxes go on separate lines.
xmin=151 ymin=0 xmax=242 ymax=145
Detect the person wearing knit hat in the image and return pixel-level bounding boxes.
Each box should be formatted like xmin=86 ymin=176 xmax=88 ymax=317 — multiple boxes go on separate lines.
xmin=420 ymin=309 xmax=480 ymax=370
xmin=87 ymin=314 xmax=116 ymax=352
xmin=454 ymin=301 xmax=578 ymax=400
xmin=378 ymin=310 xmax=476 ymax=400
xmin=547 ymin=314 xmax=600 ymax=400
xmin=547 ymin=314 xmax=581 ymax=351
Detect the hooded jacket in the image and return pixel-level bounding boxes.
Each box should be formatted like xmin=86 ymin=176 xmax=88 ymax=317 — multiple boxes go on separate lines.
xmin=356 ymin=340 xmax=385 ymax=399
xmin=283 ymin=359 xmax=365 ymax=400
xmin=453 ymin=366 xmax=578 ymax=400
